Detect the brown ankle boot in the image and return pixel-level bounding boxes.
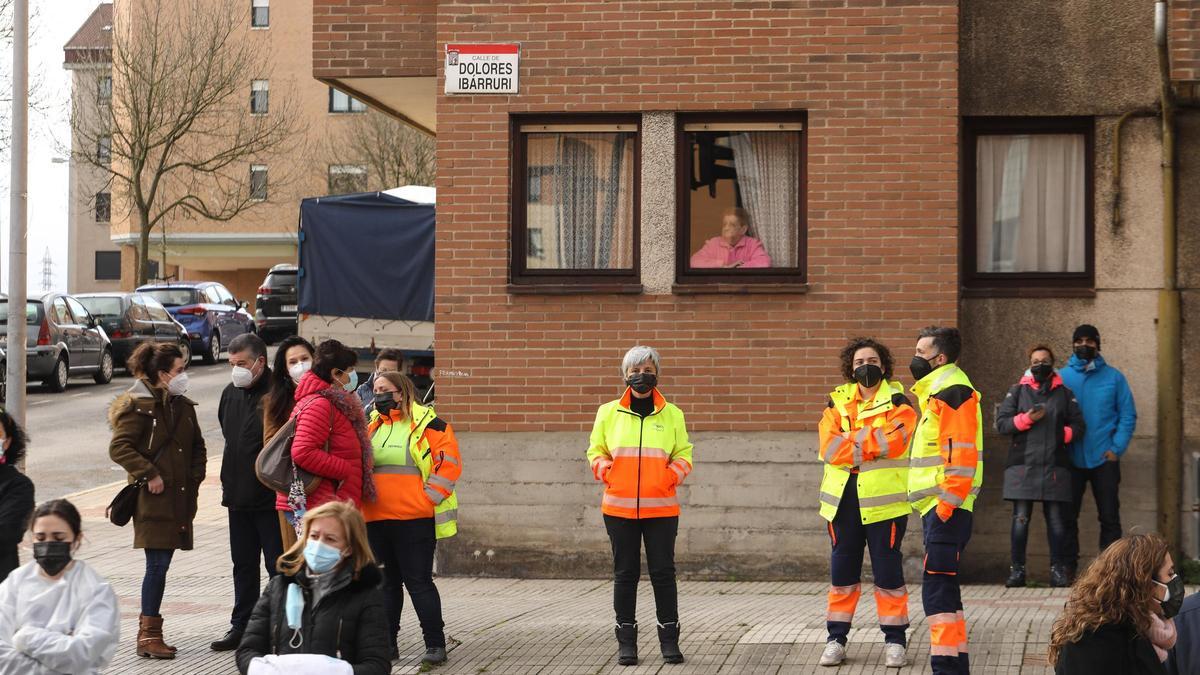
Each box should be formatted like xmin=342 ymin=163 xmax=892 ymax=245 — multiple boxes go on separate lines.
xmin=137 ymin=614 xmax=176 ymax=659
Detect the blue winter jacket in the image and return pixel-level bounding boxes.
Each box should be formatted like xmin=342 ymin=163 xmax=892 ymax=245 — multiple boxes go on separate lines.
xmin=1059 ymin=354 xmax=1137 ymax=469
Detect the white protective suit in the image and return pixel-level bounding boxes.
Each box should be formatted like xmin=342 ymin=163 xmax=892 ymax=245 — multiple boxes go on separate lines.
xmin=0 ymin=560 xmax=119 ymax=675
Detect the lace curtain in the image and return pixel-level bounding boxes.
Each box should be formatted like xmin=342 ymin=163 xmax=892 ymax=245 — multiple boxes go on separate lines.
xmin=728 ymin=131 xmax=800 ymax=267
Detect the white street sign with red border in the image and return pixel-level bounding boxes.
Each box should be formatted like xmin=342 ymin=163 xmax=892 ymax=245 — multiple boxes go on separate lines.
xmin=445 ymin=43 xmax=519 ymax=95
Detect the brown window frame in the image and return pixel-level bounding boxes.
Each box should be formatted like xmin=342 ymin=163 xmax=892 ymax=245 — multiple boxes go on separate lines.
xmin=509 ymin=114 xmax=642 ymax=292
xmin=962 ymin=116 xmax=1095 ymax=297
xmin=674 ymin=111 xmax=808 ymax=288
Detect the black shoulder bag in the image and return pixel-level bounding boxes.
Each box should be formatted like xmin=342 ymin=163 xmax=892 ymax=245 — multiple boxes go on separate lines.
xmin=106 ymin=417 xmax=173 ymax=527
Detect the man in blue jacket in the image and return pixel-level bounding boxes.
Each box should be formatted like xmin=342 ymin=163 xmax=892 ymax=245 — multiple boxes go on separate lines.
xmin=1059 ymin=324 xmax=1137 ymax=579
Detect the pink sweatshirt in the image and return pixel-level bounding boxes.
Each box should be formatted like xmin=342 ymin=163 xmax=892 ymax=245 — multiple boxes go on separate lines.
xmin=1149 ymin=613 xmax=1177 ymax=662
xmin=689 ymin=236 xmax=772 ymax=269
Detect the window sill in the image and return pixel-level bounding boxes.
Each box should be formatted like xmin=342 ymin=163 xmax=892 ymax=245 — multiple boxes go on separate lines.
xmin=672 ymin=282 xmax=810 ymax=295
xmin=507 ymin=283 xmax=643 ymax=295
xmin=960 ymin=286 xmax=1096 ymax=299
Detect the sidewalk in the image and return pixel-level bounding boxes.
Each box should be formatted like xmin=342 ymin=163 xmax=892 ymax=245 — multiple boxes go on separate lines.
xmin=56 ymin=458 xmax=1063 ymax=674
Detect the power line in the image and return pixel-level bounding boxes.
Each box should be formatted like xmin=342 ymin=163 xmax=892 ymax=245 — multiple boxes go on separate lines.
xmin=40 ymin=246 xmax=52 ymax=291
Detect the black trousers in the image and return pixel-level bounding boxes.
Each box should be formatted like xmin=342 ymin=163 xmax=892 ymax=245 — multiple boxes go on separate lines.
xmin=603 ymin=514 xmax=678 ymax=625
xmin=1010 ymin=500 xmax=1068 ymax=566
xmin=367 ymin=518 xmax=446 ymax=648
xmin=228 ymin=508 xmax=283 ymax=631
xmin=1064 ymin=460 xmax=1122 ymax=567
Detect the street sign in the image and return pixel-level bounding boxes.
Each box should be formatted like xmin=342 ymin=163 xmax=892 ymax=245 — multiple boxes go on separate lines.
xmin=444 ymin=43 xmax=519 ymax=95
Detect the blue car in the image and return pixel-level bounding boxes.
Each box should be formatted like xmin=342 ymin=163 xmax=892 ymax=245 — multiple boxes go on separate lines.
xmin=135 ymin=282 xmax=255 ymax=364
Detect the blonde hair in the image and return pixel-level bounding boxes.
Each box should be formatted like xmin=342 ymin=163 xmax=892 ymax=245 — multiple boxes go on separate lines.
xmin=277 ymin=501 xmax=375 ymax=577
xmin=1047 ymin=533 xmax=1169 ymax=665
xmin=374 ymin=371 xmax=418 ymax=421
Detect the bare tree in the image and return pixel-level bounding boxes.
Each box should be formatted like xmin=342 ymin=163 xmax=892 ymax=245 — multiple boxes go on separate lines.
xmin=321 ymin=110 xmax=436 ymax=192
xmin=69 ymin=0 xmax=303 ymax=285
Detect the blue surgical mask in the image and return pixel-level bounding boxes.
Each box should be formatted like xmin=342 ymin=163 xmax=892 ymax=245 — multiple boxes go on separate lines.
xmin=303 ymin=539 xmax=343 ymax=574
xmin=285 ymin=583 xmax=305 ymax=630
xmin=342 ymin=370 xmax=359 ymax=392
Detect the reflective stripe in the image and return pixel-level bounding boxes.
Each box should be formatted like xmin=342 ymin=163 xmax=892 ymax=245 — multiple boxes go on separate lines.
xmin=602 ymin=494 xmax=678 ymax=509
xmin=819 ymin=491 xmax=841 ymax=507
xmin=425 ymin=486 xmax=446 ymax=505
xmin=434 ymin=508 xmax=457 ymax=525
xmin=669 ymin=463 xmax=686 ymax=482
xmin=941 ymin=441 xmax=976 ymax=451
xmin=826 ymin=611 xmax=854 ymax=623
xmin=910 ymin=456 xmax=944 ymax=468
xmin=874 ymin=428 xmax=887 ymax=454
xmin=611 ymin=446 xmax=669 ymax=459
xmin=428 ymin=474 xmax=456 ymax=491
xmin=852 ymin=427 xmax=870 ymax=466
xmin=944 ymin=466 xmax=976 ymax=478
xmin=931 ymin=645 xmax=959 ymax=656
xmin=822 ymin=436 xmax=843 ymax=463
xmin=670 ymin=458 xmax=692 ymax=474
xmin=909 ymin=486 xmax=941 ymax=500
xmin=927 ymin=612 xmax=958 ymax=625
xmin=875 ymin=587 xmax=907 ymax=598
xmin=374 ymin=464 xmax=422 ymax=475
xmin=879 ymin=615 xmax=910 ymax=626
xmin=440 ymin=454 xmax=460 ymax=467
xmin=830 ymin=584 xmax=860 ymax=595
xmin=940 ymin=491 xmax=965 ymax=506
xmin=858 ymin=492 xmax=909 ymax=508
xmin=860 ymin=458 xmax=908 ymax=472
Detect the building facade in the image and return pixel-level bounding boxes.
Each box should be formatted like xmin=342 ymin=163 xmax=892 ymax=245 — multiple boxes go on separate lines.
xmin=315 ymin=0 xmax=1200 ymax=580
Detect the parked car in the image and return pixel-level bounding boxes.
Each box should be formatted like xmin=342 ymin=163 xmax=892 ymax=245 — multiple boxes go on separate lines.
xmin=135 ymin=281 xmax=255 ymax=364
xmin=0 ymin=293 xmax=114 ymax=392
xmin=76 ymin=292 xmax=192 ymax=370
xmin=255 ymin=264 xmax=298 ymax=343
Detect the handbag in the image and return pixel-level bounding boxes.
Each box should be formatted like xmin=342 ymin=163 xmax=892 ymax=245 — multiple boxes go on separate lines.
xmin=256 ymin=400 xmax=333 ymax=494
xmin=106 ymin=418 xmax=173 ymax=527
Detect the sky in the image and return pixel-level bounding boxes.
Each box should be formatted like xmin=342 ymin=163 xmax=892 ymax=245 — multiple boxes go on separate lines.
xmin=0 ymin=0 xmax=100 ymax=294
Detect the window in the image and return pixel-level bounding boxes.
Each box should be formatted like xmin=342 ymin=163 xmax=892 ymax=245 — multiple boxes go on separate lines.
xmin=676 ymin=113 xmax=807 ymax=286
xmin=216 ymin=285 xmax=237 ymax=306
xmin=65 ymin=297 xmax=92 ymax=326
xmin=95 ymin=192 xmax=110 ymax=222
xmin=203 ymin=286 xmax=223 ymax=304
xmin=328 ymin=165 xmax=367 ymax=194
xmin=95 ymin=252 xmax=121 ymax=281
xmin=50 ymin=297 xmax=72 ymax=324
xmin=963 ymin=117 xmax=1094 ymax=293
xmin=97 ymin=76 xmax=111 ymax=103
xmin=511 ymin=116 xmax=640 ymax=289
xmin=328 ymin=87 xmax=367 ymax=113
xmin=97 ymin=136 xmax=111 ymax=164
xmin=144 ymin=297 xmax=173 ymax=322
xmin=250 ymin=164 xmax=268 ymax=200
xmin=250 ymin=79 xmax=269 ymax=115
xmin=251 ymin=0 xmax=268 ymax=27
xmin=127 ymin=297 xmax=152 ymax=322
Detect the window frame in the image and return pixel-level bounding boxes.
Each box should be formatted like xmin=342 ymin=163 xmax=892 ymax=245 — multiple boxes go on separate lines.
xmin=328 ymin=87 xmax=367 ymax=114
xmin=249 ymin=164 xmax=268 ymax=201
xmin=509 ymin=113 xmax=642 ymax=291
xmin=250 ymin=79 xmax=269 ymax=115
xmin=961 ymin=116 xmax=1095 ymax=296
xmin=97 ymin=75 xmax=112 ymax=103
xmin=251 ymin=0 xmax=268 ymax=28
xmin=93 ymin=252 xmax=121 ymax=282
xmin=94 ymin=192 xmax=111 ymax=223
xmin=673 ymin=111 xmax=809 ymax=288
xmin=97 ymin=135 xmax=111 ymax=164
xmin=327 ymin=164 xmax=368 ymax=194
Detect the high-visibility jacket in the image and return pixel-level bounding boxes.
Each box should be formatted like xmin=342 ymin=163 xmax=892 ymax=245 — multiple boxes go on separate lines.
xmin=908 ymin=363 xmax=983 ymax=517
xmin=818 ymin=380 xmax=917 ymax=524
xmin=363 ymin=402 xmax=461 ymax=539
xmin=586 ymin=388 xmax=694 ymax=520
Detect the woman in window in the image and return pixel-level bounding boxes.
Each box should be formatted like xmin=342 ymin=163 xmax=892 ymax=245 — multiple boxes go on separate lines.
xmin=0 ymin=499 xmax=120 ymax=674
xmin=1050 ymin=533 xmax=1178 ymax=674
xmin=688 ymin=207 xmax=772 ymax=269
xmin=108 ymin=342 xmax=205 ymax=659
xmin=236 ymin=501 xmax=390 ymax=675
xmin=996 ymin=344 xmax=1085 ymax=589
xmin=264 ymin=336 xmax=316 ymax=550
xmin=0 ymin=409 xmax=33 ymax=583
xmin=586 ymin=346 xmax=694 ymax=666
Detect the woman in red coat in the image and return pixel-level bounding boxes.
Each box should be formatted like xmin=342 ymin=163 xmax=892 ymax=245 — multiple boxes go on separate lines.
xmin=275 ymin=339 xmax=376 ymax=538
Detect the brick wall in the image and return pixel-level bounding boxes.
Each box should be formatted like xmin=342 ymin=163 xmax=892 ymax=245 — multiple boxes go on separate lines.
xmin=434 ymin=0 xmax=961 ymax=434
xmin=1172 ymin=0 xmax=1200 ymax=81
xmin=313 ymin=0 xmax=435 ymax=79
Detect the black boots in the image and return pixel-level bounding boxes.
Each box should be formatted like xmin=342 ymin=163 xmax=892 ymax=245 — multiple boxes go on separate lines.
xmin=423 ymin=646 xmax=448 ymax=664
xmin=615 ymin=623 xmax=638 ymax=666
xmin=1005 ymin=564 xmax=1026 ymax=588
xmin=658 ymin=622 xmax=684 ymax=664
xmin=1050 ymin=564 xmax=1071 ymax=588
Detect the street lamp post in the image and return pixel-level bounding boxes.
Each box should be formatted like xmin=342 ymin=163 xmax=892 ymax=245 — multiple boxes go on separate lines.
xmin=6 ymin=0 xmax=28 ymax=424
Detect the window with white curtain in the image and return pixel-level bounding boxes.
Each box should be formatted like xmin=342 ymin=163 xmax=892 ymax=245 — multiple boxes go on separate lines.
xmin=250 ymin=80 xmax=269 ymax=115
xmin=328 ymin=165 xmax=367 ymax=194
xmin=328 ymin=87 xmax=367 ymax=113
xmin=250 ymin=165 xmax=268 ymax=200
xmin=251 ymin=0 xmax=268 ymax=28
xmin=965 ymin=118 xmax=1093 ymax=288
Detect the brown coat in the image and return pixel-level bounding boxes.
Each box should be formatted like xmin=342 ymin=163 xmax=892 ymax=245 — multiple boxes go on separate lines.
xmin=108 ymin=379 xmax=206 ymax=550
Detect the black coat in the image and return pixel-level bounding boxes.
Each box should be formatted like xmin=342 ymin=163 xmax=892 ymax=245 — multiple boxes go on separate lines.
xmin=1055 ymin=622 xmax=1166 ymax=675
xmin=218 ymin=371 xmax=275 ymax=510
xmin=236 ymin=562 xmax=390 ymax=675
xmin=996 ymin=376 xmax=1085 ymax=502
xmin=0 ymin=464 xmax=33 ymax=582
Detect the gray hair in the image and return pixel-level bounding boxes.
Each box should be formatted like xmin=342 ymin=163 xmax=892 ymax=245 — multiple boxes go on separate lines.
xmin=620 ymin=345 xmax=661 ymax=376
xmin=228 ymin=332 xmax=267 ymax=361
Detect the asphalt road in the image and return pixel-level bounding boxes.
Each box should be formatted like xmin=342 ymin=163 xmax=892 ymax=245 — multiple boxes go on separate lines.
xmin=21 ymin=354 xmax=235 ymax=499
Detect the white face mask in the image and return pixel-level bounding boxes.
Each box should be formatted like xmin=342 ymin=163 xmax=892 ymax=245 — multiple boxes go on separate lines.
xmin=230 ymin=363 xmax=257 ymax=388
xmin=288 ymin=360 xmax=312 ymax=384
xmin=166 ymin=371 xmax=189 ymax=396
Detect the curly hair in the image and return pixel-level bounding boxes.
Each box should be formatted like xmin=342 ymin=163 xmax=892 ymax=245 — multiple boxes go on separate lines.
xmin=839 ymin=337 xmax=894 ymax=382
xmin=1048 ymin=533 xmax=1169 ymax=666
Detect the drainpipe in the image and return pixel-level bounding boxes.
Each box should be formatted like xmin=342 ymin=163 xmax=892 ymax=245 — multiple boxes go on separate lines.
xmin=1154 ymin=0 xmax=1182 ymax=558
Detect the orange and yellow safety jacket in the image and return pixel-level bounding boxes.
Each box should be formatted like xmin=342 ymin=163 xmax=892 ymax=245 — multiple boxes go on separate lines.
xmin=586 ymin=388 xmax=694 ymax=520
xmin=908 ymin=363 xmax=983 ymax=519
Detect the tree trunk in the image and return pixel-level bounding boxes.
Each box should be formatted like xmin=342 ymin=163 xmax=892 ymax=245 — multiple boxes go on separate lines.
xmin=137 ymin=210 xmax=152 ymax=286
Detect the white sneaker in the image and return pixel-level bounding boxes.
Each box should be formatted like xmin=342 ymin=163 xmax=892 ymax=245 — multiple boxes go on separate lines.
xmin=818 ymin=640 xmax=846 ymax=666
xmin=884 ymin=642 xmax=907 ymax=668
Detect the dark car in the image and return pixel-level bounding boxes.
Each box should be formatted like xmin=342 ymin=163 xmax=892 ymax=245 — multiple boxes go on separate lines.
xmin=135 ymin=282 xmax=255 ymax=364
xmin=76 ymin=292 xmax=193 ymax=370
xmin=255 ymin=264 xmax=298 ymax=343
xmin=0 ymin=293 xmax=114 ymax=392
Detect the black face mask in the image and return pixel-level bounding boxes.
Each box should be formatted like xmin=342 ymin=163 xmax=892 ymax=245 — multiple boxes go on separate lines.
xmin=1158 ymin=574 xmax=1186 ymax=619
xmin=373 ymin=393 xmax=397 ymax=416
xmin=1030 ymin=364 xmax=1054 ymax=382
xmin=853 ymin=364 xmax=884 ymax=389
xmin=33 ymin=541 xmax=72 ymax=576
xmin=626 ymin=372 xmax=657 ymax=394
xmin=1073 ymin=345 xmax=1097 ymax=362
xmin=909 ymin=355 xmax=937 ymax=382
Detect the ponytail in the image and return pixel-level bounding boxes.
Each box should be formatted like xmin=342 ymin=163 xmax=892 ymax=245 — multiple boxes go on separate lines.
xmin=127 ymin=342 xmax=184 ymax=385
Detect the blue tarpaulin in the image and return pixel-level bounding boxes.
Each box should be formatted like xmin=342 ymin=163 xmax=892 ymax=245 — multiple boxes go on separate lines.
xmin=298 ymin=192 xmax=435 ymax=322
